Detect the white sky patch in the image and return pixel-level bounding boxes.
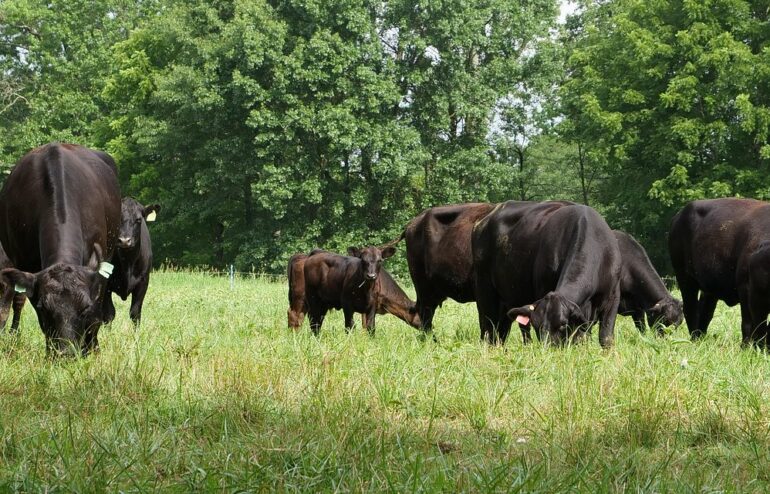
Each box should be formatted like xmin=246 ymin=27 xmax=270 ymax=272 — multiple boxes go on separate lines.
xmin=559 ymin=1 xmax=579 ymax=24
xmin=424 ymin=45 xmax=441 ymax=65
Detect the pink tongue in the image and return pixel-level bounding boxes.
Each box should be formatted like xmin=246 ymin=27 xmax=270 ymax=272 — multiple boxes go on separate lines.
xmin=515 ymin=315 xmax=530 ymax=325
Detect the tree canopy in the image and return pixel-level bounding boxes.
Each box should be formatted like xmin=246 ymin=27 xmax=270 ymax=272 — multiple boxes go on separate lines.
xmin=2 ymin=0 xmax=768 ymax=273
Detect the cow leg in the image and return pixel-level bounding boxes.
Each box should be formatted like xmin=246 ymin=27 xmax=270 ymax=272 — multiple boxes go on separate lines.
xmin=308 ymin=308 xmax=326 ymax=335
xmin=695 ymin=292 xmax=718 ymax=339
xmin=598 ymin=288 xmax=620 ymax=348
xmin=0 ymin=286 xmax=13 ymax=332
xmin=365 ymin=308 xmax=376 ymax=336
xmin=129 ymin=279 xmax=149 ymax=328
xmin=677 ymin=276 xmax=701 ymax=338
xmin=343 ymin=307 xmax=355 ymax=333
xmin=497 ymin=306 xmax=513 ymax=344
xmin=9 ymin=293 xmax=25 ymax=333
xmin=747 ymin=291 xmax=770 ymax=349
xmin=475 ymin=290 xmax=500 ymax=344
xmin=632 ymin=310 xmax=647 ymax=333
xmin=102 ymin=290 xmax=116 ymax=325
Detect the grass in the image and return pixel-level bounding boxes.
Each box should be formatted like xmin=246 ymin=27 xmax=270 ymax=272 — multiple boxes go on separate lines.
xmin=1 ymin=270 xmax=770 ymax=492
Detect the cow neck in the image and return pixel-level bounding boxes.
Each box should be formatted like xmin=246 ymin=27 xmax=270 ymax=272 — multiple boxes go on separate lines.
xmin=630 ymin=262 xmax=667 ymax=307
xmin=40 ymin=219 xmax=88 ymax=268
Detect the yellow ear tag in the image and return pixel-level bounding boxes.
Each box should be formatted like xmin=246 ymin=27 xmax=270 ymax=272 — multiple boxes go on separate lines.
xmin=528 ymin=305 xmax=535 ymax=310
xmin=146 ymin=211 xmax=157 ymax=222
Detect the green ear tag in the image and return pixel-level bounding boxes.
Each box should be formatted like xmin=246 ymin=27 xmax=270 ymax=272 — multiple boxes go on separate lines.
xmin=146 ymin=211 xmax=157 ymax=222
xmin=98 ymin=261 xmax=114 ymax=279
xmin=14 ymin=284 xmax=26 ymax=293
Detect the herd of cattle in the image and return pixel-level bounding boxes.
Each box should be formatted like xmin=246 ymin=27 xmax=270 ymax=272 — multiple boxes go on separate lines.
xmin=289 ymin=199 xmax=770 ymax=349
xmin=0 ymin=143 xmax=158 ymax=356
xmin=0 ymin=142 xmax=768 ymax=356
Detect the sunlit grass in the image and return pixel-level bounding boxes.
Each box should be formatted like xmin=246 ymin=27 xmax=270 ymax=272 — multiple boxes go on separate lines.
xmin=0 ymin=271 xmax=769 ymax=491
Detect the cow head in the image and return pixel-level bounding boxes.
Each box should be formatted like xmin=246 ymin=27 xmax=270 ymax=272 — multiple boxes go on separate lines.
xmin=507 ymin=292 xmax=589 ymax=345
xmin=347 ymin=245 xmax=396 ymax=281
xmin=118 ymin=197 xmax=160 ymax=249
xmin=0 ymin=247 xmax=109 ymax=356
xmin=646 ymin=297 xmax=684 ymax=332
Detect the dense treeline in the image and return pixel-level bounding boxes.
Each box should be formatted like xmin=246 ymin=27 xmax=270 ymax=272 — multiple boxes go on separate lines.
xmin=2 ymin=0 xmax=770 ymax=273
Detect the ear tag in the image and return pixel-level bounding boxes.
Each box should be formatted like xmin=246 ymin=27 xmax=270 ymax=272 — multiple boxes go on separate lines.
xmin=146 ymin=211 xmax=157 ymax=222
xmin=528 ymin=305 xmax=535 ymax=310
xmin=515 ymin=315 xmax=530 ymax=325
xmin=98 ymin=261 xmax=114 ymax=279
xmin=14 ymin=284 xmax=26 ymax=293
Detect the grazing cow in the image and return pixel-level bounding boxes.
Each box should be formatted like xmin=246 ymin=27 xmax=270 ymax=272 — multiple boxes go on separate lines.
xmin=398 ymin=203 xmax=497 ymax=335
xmin=302 ymin=246 xmax=396 ymax=334
xmin=614 ymin=230 xmax=683 ymax=333
xmin=0 ymin=244 xmax=25 ymax=333
xmin=473 ymin=201 xmax=621 ymax=347
xmin=288 ymin=250 xmax=420 ymax=330
xmin=0 ymin=143 xmax=121 ymax=356
xmin=105 ymin=197 xmax=160 ymax=326
xmin=669 ymin=198 xmax=770 ymax=346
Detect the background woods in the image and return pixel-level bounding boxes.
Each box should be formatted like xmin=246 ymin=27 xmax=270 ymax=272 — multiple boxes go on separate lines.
xmin=3 ymin=0 xmax=770 ymax=273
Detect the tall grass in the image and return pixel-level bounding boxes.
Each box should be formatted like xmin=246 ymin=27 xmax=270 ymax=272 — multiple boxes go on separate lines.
xmin=1 ymin=271 xmax=769 ymax=491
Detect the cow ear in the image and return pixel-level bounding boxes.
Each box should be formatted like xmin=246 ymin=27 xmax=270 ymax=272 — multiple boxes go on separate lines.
xmin=566 ymin=303 xmax=588 ymax=326
xmin=144 ymin=204 xmax=160 ymax=222
xmin=0 ymin=268 xmax=36 ymax=298
xmin=380 ymin=246 xmax=396 ymax=259
xmin=507 ymin=304 xmax=536 ymax=325
xmin=347 ymin=247 xmax=361 ymax=257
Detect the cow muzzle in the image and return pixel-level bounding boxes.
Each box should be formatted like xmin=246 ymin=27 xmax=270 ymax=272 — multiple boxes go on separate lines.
xmin=118 ymin=237 xmax=134 ymax=249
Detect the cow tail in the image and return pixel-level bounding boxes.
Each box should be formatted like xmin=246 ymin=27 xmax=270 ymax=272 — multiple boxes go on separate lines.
xmin=381 ymin=229 xmax=406 ymax=250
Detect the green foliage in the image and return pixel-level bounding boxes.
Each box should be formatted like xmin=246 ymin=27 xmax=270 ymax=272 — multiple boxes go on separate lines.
xmin=97 ymin=0 xmax=558 ymax=271
xmin=561 ymin=0 xmax=770 ymax=268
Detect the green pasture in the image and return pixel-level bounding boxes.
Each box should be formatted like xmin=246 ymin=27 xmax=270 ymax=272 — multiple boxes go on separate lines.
xmin=1 ymin=271 xmax=769 ymax=492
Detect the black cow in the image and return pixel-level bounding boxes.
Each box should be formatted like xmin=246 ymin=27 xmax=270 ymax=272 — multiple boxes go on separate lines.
xmin=398 ymin=203 xmax=497 ymax=335
xmin=614 ymin=230 xmax=683 ymax=333
xmin=105 ymin=197 xmax=160 ymax=326
xmin=288 ymin=251 xmax=420 ymax=330
xmin=669 ymin=198 xmax=770 ymax=346
xmin=0 ymin=143 xmax=121 ymax=356
xmin=302 ymin=246 xmax=396 ymax=334
xmin=0 ymin=244 xmax=25 ymax=332
xmin=473 ymin=201 xmax=621 ymax=347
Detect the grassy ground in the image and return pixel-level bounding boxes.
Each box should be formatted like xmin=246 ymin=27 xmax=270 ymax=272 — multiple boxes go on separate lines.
xmin=1 ymin=271 xmax=769 ymax=492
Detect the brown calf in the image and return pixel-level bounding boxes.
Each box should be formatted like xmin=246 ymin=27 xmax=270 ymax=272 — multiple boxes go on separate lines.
xmin=288 ymin=246 xmax=415 ymax=334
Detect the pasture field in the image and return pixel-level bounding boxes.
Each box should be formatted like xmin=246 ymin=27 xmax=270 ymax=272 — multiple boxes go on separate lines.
xmin=1 ymin=271 xmax=770 ymax=492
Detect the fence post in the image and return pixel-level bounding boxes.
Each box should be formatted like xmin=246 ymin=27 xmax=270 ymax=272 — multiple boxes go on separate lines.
xmin=229 ymin=264 xmax=235 ymax=290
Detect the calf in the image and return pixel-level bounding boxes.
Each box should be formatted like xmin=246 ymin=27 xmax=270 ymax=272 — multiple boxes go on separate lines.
xmin=0 ymin=143 xmax=121 ymax=356
xmin=614 ymin=230 xmax=683 ymax=333
xmin=473 ymin=201 xmax=621 ymax=347
xmin=669 ymin=198 xmax=770 ymax=346
xmin=288 ymin=250 xmax=420 ymax=330
xmin=302 ymin=246 xmax=396 ymax=334
xmin=105 ymin=198 xmax=160 ymax=326
xmin=0 ymin=244 xmax=25 ymax=332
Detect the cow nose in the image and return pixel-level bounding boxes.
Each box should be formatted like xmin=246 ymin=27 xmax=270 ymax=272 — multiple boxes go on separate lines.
xmin=118 ymin=237 xmax=132 ymax=248
xmin=366 ymin=273 xmax=377 ymax=280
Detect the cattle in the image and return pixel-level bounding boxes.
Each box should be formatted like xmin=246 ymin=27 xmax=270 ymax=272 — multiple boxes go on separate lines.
xmin=669 ymin=198 xmax=770 ymax=346
xmin=301 ymin=246 xmax=396 ymax=334
xmin=104 ymin=197 xmax=160 ymax=327
xmin=473 ymin=201 xmax=621 ymax=347
xmin=398 ymin=202 xmax=497 ymax=335
xmin=0 ymin=244 xmax=25 ymax=332
xmin=614 ymin=230 xmax=682 ymax=333
xmin=0 ymin=143 xmax=121 ymax=356
xmin=288 ymin=250 xmax=420 ymax=330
